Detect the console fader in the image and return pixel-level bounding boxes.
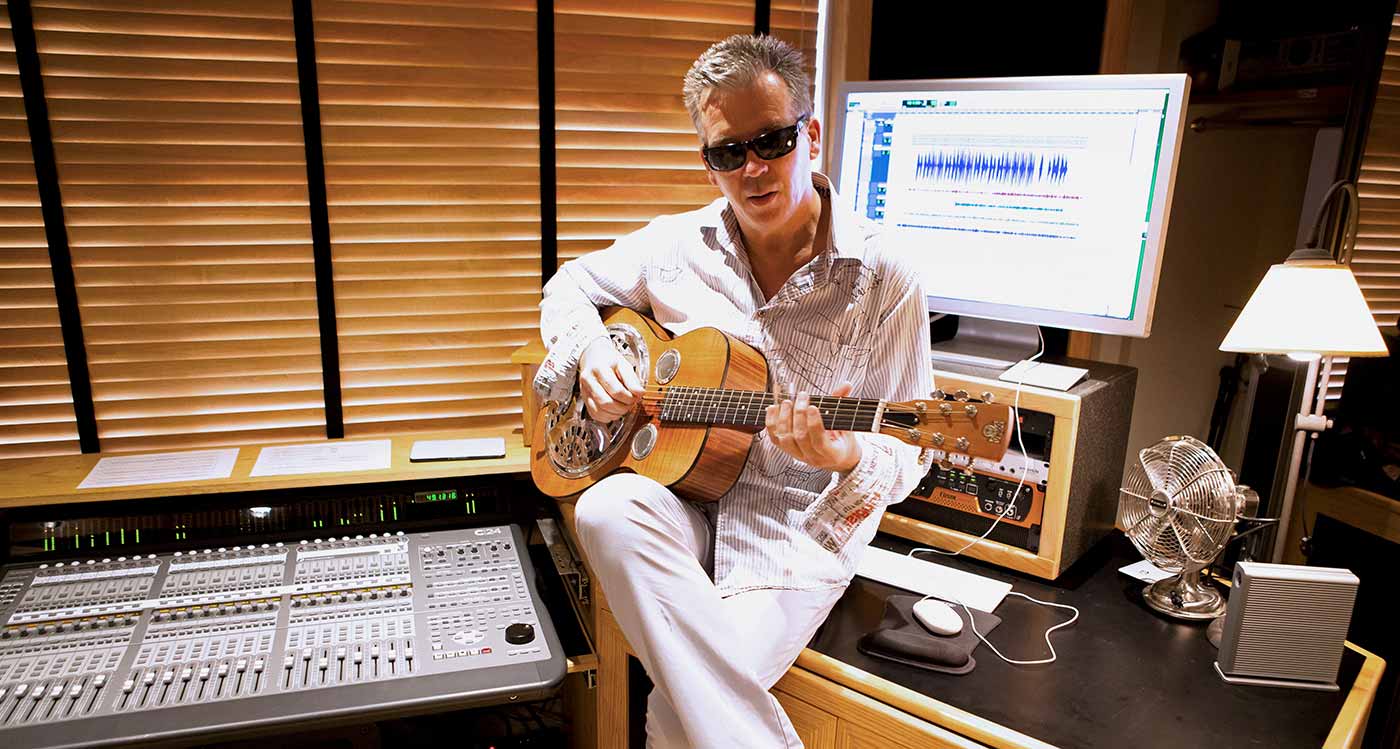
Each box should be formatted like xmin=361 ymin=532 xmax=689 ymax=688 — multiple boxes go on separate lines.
xmin=0 ymin=524 xmax=564 ymax=748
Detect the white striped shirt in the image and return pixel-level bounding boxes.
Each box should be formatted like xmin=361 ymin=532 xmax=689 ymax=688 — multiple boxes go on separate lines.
xmin=537 ymin=173 xmax=934 ymax=595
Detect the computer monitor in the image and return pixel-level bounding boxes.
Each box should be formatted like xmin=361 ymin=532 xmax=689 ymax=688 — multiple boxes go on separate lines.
xmin=830 ymin=74 xmax=1189 ymax=369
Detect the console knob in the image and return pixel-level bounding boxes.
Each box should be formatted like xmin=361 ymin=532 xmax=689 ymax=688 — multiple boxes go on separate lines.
xmin=504 ymin=623 xmax=535 ymax=645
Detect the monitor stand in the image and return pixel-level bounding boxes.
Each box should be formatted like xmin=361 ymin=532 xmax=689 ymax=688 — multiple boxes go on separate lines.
xmin=929 ymin=317 xmax=1041 ymax=377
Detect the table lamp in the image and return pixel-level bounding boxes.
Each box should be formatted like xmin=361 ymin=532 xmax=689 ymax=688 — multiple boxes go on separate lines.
xmin=1220 ymin=180 xmax=1388 ymax=562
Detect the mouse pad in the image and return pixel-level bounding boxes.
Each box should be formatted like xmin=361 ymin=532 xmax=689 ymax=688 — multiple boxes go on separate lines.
xmin=856 ymin=595 xmax=1002 ymax=676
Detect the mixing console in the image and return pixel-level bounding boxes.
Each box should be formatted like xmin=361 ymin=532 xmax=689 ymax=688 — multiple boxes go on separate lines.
xmin=0 ymin=524 xmax=564 ymax=748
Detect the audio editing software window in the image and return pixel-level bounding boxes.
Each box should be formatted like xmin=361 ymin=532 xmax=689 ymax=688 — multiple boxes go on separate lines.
xmin=837 ymin=88 xmax=1172 ymax=322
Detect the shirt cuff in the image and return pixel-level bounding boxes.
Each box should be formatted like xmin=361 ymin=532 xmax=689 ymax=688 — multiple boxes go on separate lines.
xmin=532 ymin=317 xmax=610 ymax=405
xmin=800 ymin=436 xmax=904 ymax=553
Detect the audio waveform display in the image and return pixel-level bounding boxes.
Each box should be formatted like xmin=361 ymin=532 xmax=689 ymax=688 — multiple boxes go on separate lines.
xmin=915 ymin=150 xmax=1070 ymax=186
xmin=896 ymin=222 xmax=1075 ymax=241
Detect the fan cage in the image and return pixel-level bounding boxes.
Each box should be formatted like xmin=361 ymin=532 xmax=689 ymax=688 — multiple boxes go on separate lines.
xmin=1119 ymin=435 xmax=1238 ymax=571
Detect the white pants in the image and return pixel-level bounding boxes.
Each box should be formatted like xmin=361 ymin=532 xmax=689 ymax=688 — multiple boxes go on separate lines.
xmin=574 ymin=473 xmax=844 ymax=749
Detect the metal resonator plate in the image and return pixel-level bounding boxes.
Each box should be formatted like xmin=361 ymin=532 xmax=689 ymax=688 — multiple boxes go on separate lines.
xmin=543 ymin=323 xmax=650 ymax=478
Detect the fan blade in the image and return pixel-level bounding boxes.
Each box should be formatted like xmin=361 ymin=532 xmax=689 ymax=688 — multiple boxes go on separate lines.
xmin=1147 ymin=521 xmax=1183 ymax=573
xmin=1138 ymin=449 xmax=1171 ymax=495
xmin=1168 ymin=522 xmax=1198 ymax=564
xmin=1122 ymin=505 xmax=1160 ymax=540
xmin=1169 ymin=514 xmax=1220 ymax=565
xmin=1163 ymin=439 xmax=1183 ymax=495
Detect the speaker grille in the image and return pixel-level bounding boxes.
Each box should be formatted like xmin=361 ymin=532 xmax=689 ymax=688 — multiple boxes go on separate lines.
xmin=1220 ymin=563 xmax=1358 ymax=685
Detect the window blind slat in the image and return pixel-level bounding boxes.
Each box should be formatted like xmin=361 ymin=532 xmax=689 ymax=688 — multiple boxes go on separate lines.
xmin=1 ymin=1 xmax=81 ymax=458
xmin=341 ymin=344 xmax=525 ymax=371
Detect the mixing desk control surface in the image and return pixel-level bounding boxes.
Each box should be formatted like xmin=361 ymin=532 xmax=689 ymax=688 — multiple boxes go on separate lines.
xmin=0 ymin=525 xmax=565 ymax=748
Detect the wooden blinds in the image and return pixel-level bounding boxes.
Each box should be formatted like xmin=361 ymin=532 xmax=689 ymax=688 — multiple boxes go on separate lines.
xmin=0 ymin=2 xmax=827 ymax=458
xmin=553 ymin=1 xmax=746 ymax=265
xmin=30 ymin=0 xmax=323 ymax=453
xmin=0 ymin=2 xmax=79 ymax=459
xmin=1355 ymin=14 xmax=1400 ymax=332
xmin=313 ymin=1 xmax=539 ymax=437
xmin=1325 ymin=13 xmax=1400 ymax=402
xmin=771 ymin=0 xmax=819 ymax=110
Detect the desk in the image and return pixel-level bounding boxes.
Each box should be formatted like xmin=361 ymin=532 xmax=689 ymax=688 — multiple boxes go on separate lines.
xmin=812 ymin=533 xmax=1381 ymax=748
xmin=0 ymin=429 xmax=530 ymax=510
xmin=590 ymin=531 xmax=1383 ymax=749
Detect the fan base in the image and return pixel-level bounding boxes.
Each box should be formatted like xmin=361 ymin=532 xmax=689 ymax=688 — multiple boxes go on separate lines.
xmin=1143 ymin=573 xmax=1227 ymax=620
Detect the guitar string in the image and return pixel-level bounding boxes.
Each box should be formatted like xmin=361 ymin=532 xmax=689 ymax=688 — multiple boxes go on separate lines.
xmin=646 ymin=388 xmax=881 ymax=430
xmin=641 ymin=386 xmax=991 ymax=443
xmin=640 ymin=387 xmax=985 ymax=418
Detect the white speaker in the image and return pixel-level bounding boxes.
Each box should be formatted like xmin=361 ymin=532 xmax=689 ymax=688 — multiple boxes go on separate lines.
xmin=1214 ymin=561 xmax=1359 ymax=691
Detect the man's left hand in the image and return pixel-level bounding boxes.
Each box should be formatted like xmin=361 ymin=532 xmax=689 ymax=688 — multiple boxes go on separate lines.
xmin=765 ymin=382 xmax=863 ymax=473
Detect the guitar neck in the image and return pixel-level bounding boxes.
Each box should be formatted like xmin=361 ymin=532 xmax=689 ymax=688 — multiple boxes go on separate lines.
xmin=657 ymin=386 xmax=881 ymax=432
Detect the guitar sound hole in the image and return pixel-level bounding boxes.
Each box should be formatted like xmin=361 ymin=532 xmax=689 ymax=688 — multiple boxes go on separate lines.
xmin=655 ymin=349 xmax=680 ymax=384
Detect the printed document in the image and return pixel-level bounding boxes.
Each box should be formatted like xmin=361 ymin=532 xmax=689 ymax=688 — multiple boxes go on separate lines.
xmin=78 ymin=448 xmax=240 ymax=489
xmin=250 ymin=439 xmax=391 ymax=477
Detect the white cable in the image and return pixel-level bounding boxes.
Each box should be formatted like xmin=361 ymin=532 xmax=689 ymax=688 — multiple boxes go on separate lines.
xmin=906 ymin=327 xmax=1083 ymax=666
xmin=913 ymin=325 xmax=1044 ymax=557
xmin=915 ymin=591 xmax=1080 ymax=666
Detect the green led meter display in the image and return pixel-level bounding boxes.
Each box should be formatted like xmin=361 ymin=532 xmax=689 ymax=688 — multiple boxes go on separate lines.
xmin=412 ymin=489 xmax=458 ymax=504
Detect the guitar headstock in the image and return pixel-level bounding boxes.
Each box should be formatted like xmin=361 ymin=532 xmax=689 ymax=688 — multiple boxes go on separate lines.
xmin=878 ymin=389 xmax=1013 ymax=461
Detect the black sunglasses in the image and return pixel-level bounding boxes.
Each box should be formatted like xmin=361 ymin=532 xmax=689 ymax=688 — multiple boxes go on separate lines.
xmin=701 ymin=115 xmax=810 ymax=172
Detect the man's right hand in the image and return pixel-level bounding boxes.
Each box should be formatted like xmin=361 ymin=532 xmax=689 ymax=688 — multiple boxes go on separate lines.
xmin=578 ymin=335 xmax=645 ymax=422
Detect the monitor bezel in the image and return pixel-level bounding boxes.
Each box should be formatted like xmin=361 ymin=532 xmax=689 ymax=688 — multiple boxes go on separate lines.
xmin=826 ymin=73 xmax=1190 ymax=339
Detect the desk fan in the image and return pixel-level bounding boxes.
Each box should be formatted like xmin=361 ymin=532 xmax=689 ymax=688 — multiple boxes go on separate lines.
xmin=1118 ymin=435 xmax=1257 ymax=620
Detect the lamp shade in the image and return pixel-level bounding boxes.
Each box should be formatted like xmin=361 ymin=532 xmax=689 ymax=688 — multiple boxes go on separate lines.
xmin=1221 ymin=260 xmax=1388 ymax=356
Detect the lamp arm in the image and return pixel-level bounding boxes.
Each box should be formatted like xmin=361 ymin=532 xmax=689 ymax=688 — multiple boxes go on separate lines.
xmin=1303 ymin=181 xmax=1360 ymax=264
xmin=1339 ymin=183 xmax=1359 ymax=265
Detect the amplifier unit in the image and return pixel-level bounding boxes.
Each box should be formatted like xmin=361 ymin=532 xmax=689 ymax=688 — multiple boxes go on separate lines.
xmin=1215 ymin=561 xmax=1359 ymax=691
xmin=880 ymin=360 xmax=1136 ymax=579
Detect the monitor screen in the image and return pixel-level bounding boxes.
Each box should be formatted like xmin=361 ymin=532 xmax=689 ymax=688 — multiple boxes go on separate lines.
xmin=830 ymin=74 xmax=1188 ymax=338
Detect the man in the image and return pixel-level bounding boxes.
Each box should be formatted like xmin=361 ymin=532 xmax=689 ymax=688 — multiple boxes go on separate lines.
xmin=535 ymin=35 xmax=933 ymax=747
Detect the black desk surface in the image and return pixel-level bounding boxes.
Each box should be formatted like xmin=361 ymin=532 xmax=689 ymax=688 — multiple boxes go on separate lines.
xmin=809 ymin=533 xmax=1359 ymax=749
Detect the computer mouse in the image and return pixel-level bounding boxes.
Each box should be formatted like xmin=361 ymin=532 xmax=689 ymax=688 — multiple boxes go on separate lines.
xmin=911 ymin=598 xmax=963 ymax=637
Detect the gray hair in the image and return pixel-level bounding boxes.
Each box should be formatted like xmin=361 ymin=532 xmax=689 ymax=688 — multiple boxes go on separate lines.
xmin=682 ymin=34 xmax=812 ymax=133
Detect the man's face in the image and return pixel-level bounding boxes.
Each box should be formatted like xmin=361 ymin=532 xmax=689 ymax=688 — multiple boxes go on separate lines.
xmin=697 ymin=72 xmax=821 ymax=237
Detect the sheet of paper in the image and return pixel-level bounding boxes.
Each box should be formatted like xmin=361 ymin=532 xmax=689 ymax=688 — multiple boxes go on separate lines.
xmin=1118 ymin=559 xmax=1176 ymax=584
xmin=250 ymin=439 xmax=391 ymax=477
xmin=410 ymin=437 xmax=507 ymax=461
xmin=998 ymin=360 xmax=1089 ymax=391
xmin=78 ymin=448 xmax=240 ymax=489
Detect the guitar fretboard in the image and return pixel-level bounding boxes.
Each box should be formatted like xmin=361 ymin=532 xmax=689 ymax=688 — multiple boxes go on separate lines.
xmin=658 ymin=387 xmax=880 ymax=432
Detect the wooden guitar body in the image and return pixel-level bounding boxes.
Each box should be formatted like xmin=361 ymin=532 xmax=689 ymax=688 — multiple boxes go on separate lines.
xmin=530 ymin=307 xmax=767 ymax=501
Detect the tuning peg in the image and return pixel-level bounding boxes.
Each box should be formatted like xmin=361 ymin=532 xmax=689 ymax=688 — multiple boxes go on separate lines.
xmin=938 ymin=403 xmax=953 ymax=416
xmin=931 ymin=388 xmax=946 ymax=400
xmin=956 ymin=437 xmax=971 ymax=451
xmin=964 ymin=404 xmax=979 ymax=418
xmin=980 ymin=391 xmax=995 ymax=404
xmin=930 ymin=433 xmax=946 ymax=446
xmin=954 ymin=389 xmax=970 ymax=402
